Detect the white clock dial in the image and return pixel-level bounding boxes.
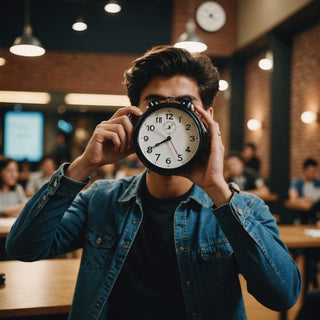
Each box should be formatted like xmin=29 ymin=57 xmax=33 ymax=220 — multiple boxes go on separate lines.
xmin=196 ymin=1 xmax=226 ymax=32
xmin=136 ymin=106 xmax=201 ymax=170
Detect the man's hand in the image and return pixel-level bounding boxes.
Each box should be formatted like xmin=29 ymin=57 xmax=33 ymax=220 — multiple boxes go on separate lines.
xmin=180 ymin=105 xmax=232 ymax=207
xmin=66 ymin=106 xmax=143 ymax=182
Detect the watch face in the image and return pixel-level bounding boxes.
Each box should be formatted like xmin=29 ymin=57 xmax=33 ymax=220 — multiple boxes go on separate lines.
xmin=133 ymin=102 xmax=206 ymax=175
xmin=196 ymin=1 xmax=226 ymax=32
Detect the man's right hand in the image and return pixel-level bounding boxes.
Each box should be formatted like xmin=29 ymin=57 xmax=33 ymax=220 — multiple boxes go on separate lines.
xmin=66 ymin=106 xmax=142 ymax=182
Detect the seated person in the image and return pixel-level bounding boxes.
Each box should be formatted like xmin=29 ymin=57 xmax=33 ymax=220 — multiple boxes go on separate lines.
xmin=241 ymin=142 xmax=261 ymax=173
xmin=25 ymin=155 xmax=57 ymax=197
xmin=289 ymin=158 xmax=320 ymax=224
xmin=225 ymin=151 xmax=270 ymax=198
xmin=0 ymin=156 xmax=27 ymax=217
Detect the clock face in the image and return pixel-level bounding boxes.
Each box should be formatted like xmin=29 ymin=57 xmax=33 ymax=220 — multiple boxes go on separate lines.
xmin=196 ymin=1 xmax=226 ymax=32
xmin=133 ymin=102 xmax=206 ymax=175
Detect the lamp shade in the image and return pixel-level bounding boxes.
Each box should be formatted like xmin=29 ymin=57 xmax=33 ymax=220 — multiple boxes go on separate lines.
xmin=174 ymin=20 xmax=207 ymax=53
xmin=10 ymin=24 xmax=45 ymax=57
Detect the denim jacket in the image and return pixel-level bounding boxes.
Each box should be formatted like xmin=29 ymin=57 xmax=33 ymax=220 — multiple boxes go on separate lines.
xmin=6 ymin=164 xmax=301 ymax=320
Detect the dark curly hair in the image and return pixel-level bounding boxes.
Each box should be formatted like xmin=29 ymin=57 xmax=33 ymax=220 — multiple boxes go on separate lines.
xmin=124 ymin=45 xmax=220 ymax=110
xmin=0 ymin=156 xmax=18 ymax=190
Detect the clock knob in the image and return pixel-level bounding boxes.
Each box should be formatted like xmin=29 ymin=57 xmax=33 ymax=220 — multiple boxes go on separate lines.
xmin=181 ymin=100 xmax=195 ymax=112
xmin=147 ymin=100 xmax=160 ymax=108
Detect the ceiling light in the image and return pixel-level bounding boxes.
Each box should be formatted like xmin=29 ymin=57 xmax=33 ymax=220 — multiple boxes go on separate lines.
xmin=258 ymin=51 xmax=273 ymax=70
xmin=301 ymin=111 xmax=318 ymax=124
xmin=72 ymin=17 xmax=87 ymax=31
xmin=247 ymin=119 xmax=262 ymax=131
xmin=104 ymin=1 xmax=121 ymax=13
xmin=0 ymin=57 xmax=6 ymax=66
xmin=64 ymin=93 xmax=129 ymax=107
xmin=9 ymin=0 xmax=45 ymax=57
xmin=174 ymin=19 xmax=207 ymax=53
xmin=0 ymin=91 xmax=51 ymax=104
xmin=218 ymin=80 xmax=228 ymax=91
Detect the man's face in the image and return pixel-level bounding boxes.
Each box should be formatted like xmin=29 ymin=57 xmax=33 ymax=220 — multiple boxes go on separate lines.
xmin=304 ymin=165 xmax=317 ymax=181
xmin=138 ymin=75 xmax=205 ymax=112
xmin=226 ymin=157 xmax=244 ymax=177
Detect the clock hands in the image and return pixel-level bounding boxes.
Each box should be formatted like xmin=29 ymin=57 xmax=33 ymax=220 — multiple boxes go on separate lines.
xmin=152 ymin=136 xmax=172 ymax=149
xmin=150 ymin=135 xmax=180 ymax=156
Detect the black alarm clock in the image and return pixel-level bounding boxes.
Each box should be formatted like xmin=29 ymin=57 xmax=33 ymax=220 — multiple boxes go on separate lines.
xmin=132 ymin=100 xmax=207 ymax=175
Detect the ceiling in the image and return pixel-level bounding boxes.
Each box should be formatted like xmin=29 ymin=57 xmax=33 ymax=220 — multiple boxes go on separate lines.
xmin=0 ymin=0 xmax=174 ymax=55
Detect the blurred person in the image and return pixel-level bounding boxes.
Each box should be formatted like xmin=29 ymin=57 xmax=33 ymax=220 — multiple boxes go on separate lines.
xmin=241 ymin=142 xmax=261 ymax=173
xmin=0 ymin=156 xmax=27 ymax=217
xmin=225 ymin=151 xmax=270 ymax=197
xmin=54 ymin=133 xmax=70 ymax=165
xmin=6 ymin=45 xmax=301 ymax=319
xmin=17 ymin=159 xmax=32 ymax=189
xmin=289 ymin=158 xmax=320 ymax=224
xmin=25 ymin=156 xmax=57 ymax=197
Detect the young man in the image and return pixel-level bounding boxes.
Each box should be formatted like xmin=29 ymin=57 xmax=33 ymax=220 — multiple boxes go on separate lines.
xmin=6 ymin=46 xmax=301 ymax=319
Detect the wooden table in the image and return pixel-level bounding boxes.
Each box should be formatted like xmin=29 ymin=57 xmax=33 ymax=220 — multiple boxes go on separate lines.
xmin=283 ymin=199 xmax=313 ymax=212
xmin=279 ymin=224 xmax=320 ymax=248
xmin=0 ymin=259 xmax=80 ymax=318
xmin=0 ymin=218 xmax=16 ymax=238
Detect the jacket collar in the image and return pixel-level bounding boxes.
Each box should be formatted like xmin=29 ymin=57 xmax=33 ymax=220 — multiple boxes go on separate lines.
xmin=118 ymin=170 xmax=213 ymax=209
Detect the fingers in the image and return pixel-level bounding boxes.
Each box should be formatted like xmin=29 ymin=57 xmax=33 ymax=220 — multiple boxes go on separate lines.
xmin=97 ymin=106 xmax=143 ymax=153
xmin=194 ymin=105 xmax=221 ymax=138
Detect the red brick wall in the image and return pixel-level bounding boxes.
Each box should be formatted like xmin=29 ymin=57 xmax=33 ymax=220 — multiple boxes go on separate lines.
xmin=243 ymin=52 xmax=271 ymax=179
xmin=290 ymin=22 xmax=320 ymax=179
xmin=0 ymin=49 xmax=137 ymax=94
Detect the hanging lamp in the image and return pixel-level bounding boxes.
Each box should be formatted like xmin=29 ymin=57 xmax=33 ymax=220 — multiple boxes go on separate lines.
xmin=10 ymin=0 xmax=45 ymax=57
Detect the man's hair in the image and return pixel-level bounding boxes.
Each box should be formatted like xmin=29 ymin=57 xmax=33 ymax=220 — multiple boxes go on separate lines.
xmin=124 ymin=45 xmax=220 ymax=110
xmin=303 ymin=158 xmax=318 ymax=169
xmin=226 ymin=150 xmax=244 ymax=162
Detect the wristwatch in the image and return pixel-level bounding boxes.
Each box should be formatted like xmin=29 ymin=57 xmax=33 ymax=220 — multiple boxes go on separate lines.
xmin=228 ymin=182 xmax=240 ymax=194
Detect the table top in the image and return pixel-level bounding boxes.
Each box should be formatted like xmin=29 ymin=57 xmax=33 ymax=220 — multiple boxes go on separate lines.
xmin=0 ymin=258 xmax=80 ymax=318
xmin=283 ymin=199 xmax=313 ymax=211
xmin=279 ymin=224 xmax=320 ymax=248
xmin=0 ymin=218 xmax=16 ymax=238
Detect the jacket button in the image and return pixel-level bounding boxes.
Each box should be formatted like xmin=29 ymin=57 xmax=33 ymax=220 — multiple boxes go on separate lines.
xmin=216 ymin=251 xmax=222 ymax=259
xmin=192 ymin=312 xmax=198 ymax=317
xmin=42 ymin=195 xmax=46 ymax=201
xmin=122 ymin=244 xmax=128 ymax=249
xmin=179 ymin=246 xmax=184 ymax=252
xmin=186 ymin=281 xmax=191 ymax=286
xmin=236 ymin=206 xmax=243 ymax=215
xmin=95 ymin=237 xmax=102 ymax=245
xmin=132 ymin=220 xmax=138 ymax=225
xmin=53 ymin=180 xmax=57 ymax=187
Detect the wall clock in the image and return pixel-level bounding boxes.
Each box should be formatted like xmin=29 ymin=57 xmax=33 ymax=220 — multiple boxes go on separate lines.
xmin=196 ymin=1 xmax=226 ymax=32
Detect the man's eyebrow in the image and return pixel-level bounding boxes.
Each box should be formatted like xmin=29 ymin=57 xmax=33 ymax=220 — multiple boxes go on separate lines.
xmin=143 ymin=94 xmax=166 ymax=101
xmin=143 ymin=94 xmax=197 ymax=101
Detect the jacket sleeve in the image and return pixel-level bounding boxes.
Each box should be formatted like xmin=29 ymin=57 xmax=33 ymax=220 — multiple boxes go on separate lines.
xmin=213 ymin=192 xmax=302 ymax=311
xmin=5 ymin=164 xmax=89 ymax=261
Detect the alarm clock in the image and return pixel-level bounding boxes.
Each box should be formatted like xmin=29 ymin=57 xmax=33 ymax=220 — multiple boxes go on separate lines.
xmin=132 ymin=100 xmax=207 ymax=175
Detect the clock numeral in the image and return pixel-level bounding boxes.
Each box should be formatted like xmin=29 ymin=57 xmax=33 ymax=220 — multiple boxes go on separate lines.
xmin=147 ymin=146 xmax=153 ymax=154
xmin=177 ymin=154 xmax=183 ymax=162
xmin=190 ymin=136 xmax=195 ymax=142
xmin=146 ymin=125 xmax=155 ymax=131
xmin=155 ymin=153 xmax=160 ymax=161
xmin=143 ymin=136 xmax=149 ymax=142
xmin=166 ymin=157 xmax=171 ymax=164
xmin=185 ymin=146 xmax=191 ymax=152
xmin=155 ymin=116 xmax=162 ymax=124
xmin=166 ymin=113 xmax=173 ymax=120
xmin=185 ymin=124 xmax=191 ymax=130
xmin=178 ymin=116 xmax=182 ymax=123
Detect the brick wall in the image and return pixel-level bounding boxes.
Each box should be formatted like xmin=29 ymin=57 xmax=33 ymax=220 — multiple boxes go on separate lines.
xmin=290 ymin=22 xmax=320 ymax=179
xmin=244 ymin=52 xmax=271 ymax=179
xmin=0 ymin=49 xmax=137 ymax=94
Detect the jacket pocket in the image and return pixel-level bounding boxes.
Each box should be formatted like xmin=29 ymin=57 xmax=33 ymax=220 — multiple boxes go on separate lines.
xmin=199 ymin=241 xmax=235 ymax=289
xmin=82 ymin=225 xmax=116 ymax=269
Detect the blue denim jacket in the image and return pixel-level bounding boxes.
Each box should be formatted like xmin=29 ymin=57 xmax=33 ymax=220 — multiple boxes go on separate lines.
xmin=6 ymin=165 xmax=301 ymax=320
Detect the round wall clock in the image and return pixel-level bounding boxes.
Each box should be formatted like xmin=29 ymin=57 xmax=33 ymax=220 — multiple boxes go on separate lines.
xmin=133 ymin=100 xmax=207 ymax=175
xmin=196 ymin=1 xmax=226 ymax=32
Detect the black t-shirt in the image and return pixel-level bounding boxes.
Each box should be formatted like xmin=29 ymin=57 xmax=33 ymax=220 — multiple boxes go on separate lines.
xmin=107 ymin=181 xmax=190 ymax=319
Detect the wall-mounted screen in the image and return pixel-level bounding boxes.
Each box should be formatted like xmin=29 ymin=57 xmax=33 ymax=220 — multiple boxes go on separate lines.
xmin=3 ymin=111 xmax=44 ymax=162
